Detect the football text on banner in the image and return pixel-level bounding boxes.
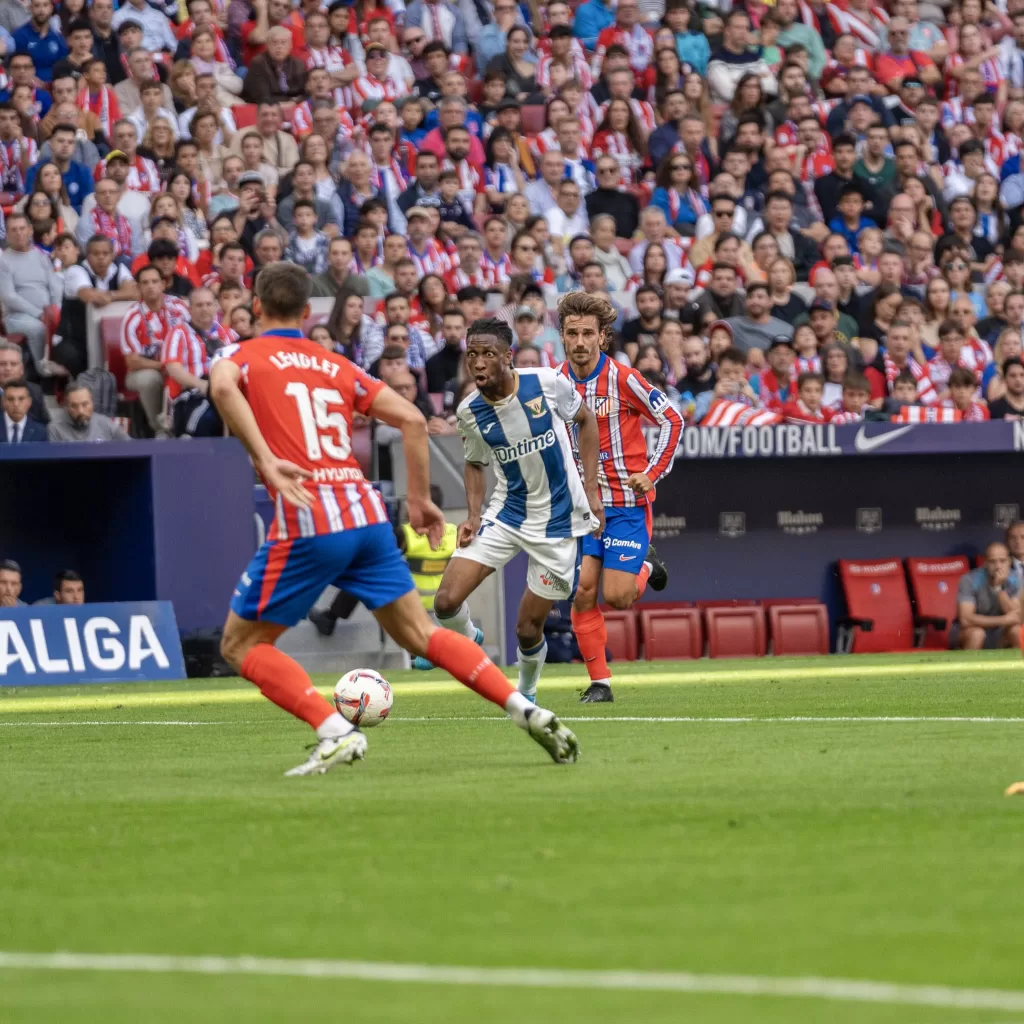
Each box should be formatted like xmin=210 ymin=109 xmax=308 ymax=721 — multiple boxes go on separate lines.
xmin=0 ymin=602 xmax=186 ymax=686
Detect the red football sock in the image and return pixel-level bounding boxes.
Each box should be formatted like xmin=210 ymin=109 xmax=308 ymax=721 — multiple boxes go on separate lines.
xmin=426 ymin=629 xmax=515 ymax=709
xmin=241 ymin=643 xmax=336 ymax=731
xmin=572 ymin=607 xmax=610 ymax=682
xmin=635 ymin=562 xmax=651 ymax=601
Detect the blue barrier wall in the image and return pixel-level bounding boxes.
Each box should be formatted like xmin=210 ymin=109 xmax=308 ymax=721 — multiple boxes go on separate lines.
xmin=0 ymin=440 xmax=254 ymax=631
xmin=501 ymin=422 xmax=1024 ymax=660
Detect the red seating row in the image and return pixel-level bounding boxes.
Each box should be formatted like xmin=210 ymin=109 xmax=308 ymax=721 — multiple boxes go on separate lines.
xmin=837 ymin=556 xmax=971 ymax=654
xmin=601 ymin=599 xmax=829 ymax=661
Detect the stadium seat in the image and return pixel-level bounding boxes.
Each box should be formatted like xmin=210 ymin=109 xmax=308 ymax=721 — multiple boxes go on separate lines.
xmin=520 ymin=105 xmax=545 ymax=135
xmin=601 ymin=608 xmax=638 ymax=662
xmin=695 ymin=599 xmax=760 ymax=610
xmin=906 ymin=556 xmax=971 ymax=650
xmin=704 ymin=606 xmax=766 ymax=658
xmin=837 ymin=559 xmax=915 ymax=653
xmin=768 ymin=603 xmax=829 ymax=656
xmin=101 ymin=316 xmax=136 ymax=399
xmin=640 ymin=607 xmax=702 ymax=660
xmin=234 ymin=103 xmax=258 ymax=129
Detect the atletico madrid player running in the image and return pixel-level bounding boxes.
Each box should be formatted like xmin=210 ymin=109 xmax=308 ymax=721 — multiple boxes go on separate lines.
xmin=209 ymin=263 xmax=579 ymax=774
xmin=559 ymin=293 xmax=683 ymax=703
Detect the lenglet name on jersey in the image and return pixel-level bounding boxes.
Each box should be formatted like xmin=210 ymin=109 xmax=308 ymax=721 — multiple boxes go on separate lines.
xmin=268 ymin=351 xmax=341 ymax=377
xmin=312 ymin=466 xmax=366 ymax=483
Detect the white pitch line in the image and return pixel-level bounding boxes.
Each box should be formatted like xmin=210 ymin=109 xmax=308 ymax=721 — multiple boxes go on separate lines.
xmin=5 ymin=717 xmax=1024 ymax=727
xmin=0 ymin=721 xmax=236 ymax=727
xmin=0 ymin=952 xmax=1023 ymax=1013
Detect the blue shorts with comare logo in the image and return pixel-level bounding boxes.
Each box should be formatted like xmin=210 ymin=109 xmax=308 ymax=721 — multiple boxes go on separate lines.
xmin=230 ymin=523 xmax=414 ymax=627
xmin=582 ymin=505 xmax=653 ymax=575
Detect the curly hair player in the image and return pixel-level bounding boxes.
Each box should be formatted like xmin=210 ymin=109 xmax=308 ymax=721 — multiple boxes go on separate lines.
xmin=558 ymin=293 xmax=683 ymax=703
xmin=412 ymin=315 xmax=605 ymax=715
xmin=209 ymin=264 xmax=580 ymax=775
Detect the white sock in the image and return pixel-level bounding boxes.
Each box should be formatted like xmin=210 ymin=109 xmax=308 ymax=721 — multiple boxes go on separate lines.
xmin=517 ymin=639 xmax=547 ymax=697
xmin=316 ymin=712 xmax=354 ymax=740
xmin=642 ymin=560 xmax=652 ymax=575
xmin=591 ymin=679 xmax=612 ymax=688
xmin=436 ymin=601 xmax=478 ymax=639
xmin=504 ymin=691 xmax=533 ymax=728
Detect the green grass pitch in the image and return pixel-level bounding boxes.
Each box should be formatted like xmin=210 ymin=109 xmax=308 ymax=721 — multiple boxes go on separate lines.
xmin=4 ymin=652 xmax=1024 ymax=1022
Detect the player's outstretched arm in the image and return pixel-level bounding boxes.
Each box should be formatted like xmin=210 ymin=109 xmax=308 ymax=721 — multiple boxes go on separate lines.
xmin=573 ymin=403 xmax=606 ymax=533
xmin=369 ymin=385 xmax=444 ymax=548
xmin=209 ymin=359 xmax=313 ymax=509
xmin=458 ymin=461 xmax=487 ymax=548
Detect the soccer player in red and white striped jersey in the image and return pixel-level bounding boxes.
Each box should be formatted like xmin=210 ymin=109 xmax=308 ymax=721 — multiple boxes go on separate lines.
xmin=210 ymin=263 xmax=580 ymax=775
xmin=558 ymin=293 xmax=683 ymax=703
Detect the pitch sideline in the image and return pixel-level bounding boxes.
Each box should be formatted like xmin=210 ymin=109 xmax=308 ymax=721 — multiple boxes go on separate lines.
xmin=5 ymin=716 xmax=1024 ymax=727
xmin=1 ymin=951 xmax=1023 ymax=1013
xmin=0 ymin=654 xmax=1020 ymax=715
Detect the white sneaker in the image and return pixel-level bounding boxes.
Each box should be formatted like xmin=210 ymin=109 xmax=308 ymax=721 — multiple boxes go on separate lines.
xmin=524 ymin=708 xmax=580 ymax=764
xmin=284 ymin=730 xmax=367 ymax=777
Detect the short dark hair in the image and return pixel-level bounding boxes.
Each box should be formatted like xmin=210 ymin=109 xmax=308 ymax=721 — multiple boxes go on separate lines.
xmin=466 ymin=316 xmax=514 ymax=349
xmin=255 ymin=261 xmax=313 ymax=319
xmin=0 ymin=558 xmax=21 ymax=575
xmin=634 ymin=284 xmax=662 ymax=302
xmin=833 ymin=132 xmax=857 ymax=151
xmin=797 ymin=371 xmax=825 ymax=389
xmin=135 ymin=264 xmax=162 ymax=282
xmin=764 ymin=190 xmax=793 ymax=206
xmin=718 ymin=346 xmax=747 ymax=367
xmin=293 ymin=198 xmax=316 ymax=214
xmin=1003 ymin=356 xmax=1024 ymax=376
xmin=148 ymin=239 xmax=178 ymax=261
xmin=50 ymin=123 xmax=76 ymax=138
xmin=422 ymin=40 xmax=449 ymax=57
xmin=746 ymin=281 xmax=769 ymax=296
xmin=457 ymin=286 xmax=487 ymax=303
xmin=54 ymin=569 xmax=83 ymax=588
xmin=948 ymin=366 xmax=977 ymax=389
xmin=843 ymin=372 xmax=870 ymax=393
xmin=2 ymin=376 xmax=29 ymax=393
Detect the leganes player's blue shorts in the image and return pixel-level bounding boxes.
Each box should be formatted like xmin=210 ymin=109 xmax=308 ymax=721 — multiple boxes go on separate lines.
xmin=582 ymin=504 xmax=653 ymax=576
xmin=231 ymin=523 xmax=415 ymax=627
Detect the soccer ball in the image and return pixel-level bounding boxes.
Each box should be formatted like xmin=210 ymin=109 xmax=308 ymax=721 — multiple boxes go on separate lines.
xmin=333 ymin=669 xmax=393 ymax=727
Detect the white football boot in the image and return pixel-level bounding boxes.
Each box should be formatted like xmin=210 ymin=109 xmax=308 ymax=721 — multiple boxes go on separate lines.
xmin=284 ymin=731 xmax=368 ymax=777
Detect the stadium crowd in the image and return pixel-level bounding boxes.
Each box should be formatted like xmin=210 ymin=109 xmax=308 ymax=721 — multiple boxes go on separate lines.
xmin=0 ymin=0 xmax=1021 ymax=440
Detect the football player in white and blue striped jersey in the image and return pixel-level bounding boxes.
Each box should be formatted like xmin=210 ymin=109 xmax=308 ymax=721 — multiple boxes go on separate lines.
xmin=413 ymin=317 xmax=605 ymax=705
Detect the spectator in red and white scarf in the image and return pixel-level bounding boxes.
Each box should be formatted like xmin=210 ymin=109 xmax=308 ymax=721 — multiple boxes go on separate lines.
xmin=866 ymin=320 xmax=939 ymax=406
xmin=77 ymin=175 xmax=133 ymax=260
xmin=944 ymin=366 xmax=991 ymax=420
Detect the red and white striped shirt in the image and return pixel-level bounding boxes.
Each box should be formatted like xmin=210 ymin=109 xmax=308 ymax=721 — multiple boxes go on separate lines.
xmin=291 ymin=98 xmax=354 ymax=139
xmin=77 ymin=86 xmax=121 ymax=139
xmin=869 ymin=354 xmax=938 ymax=404
xmin=701 ymin=399 xmax=781 ymax=426
xmin=161 ymin=319 xmax=236 ymax=399
xmin=592 ymin=24 xmax=654 ymax=78
xmin=350 ymin=73 xmax=407 ymax=112
xmin=446 ymin=265 xmax=491 ymax=291
xmin=560 ymin=352 xmax=682 ymax=508
xmin=892 ymin=404 xmax=961 ymax=422
xmin=407 ymin=238 xmax=454 ymax=277
xmin=537 ymin=51 xmax=592 ymax=90
xmin=121 ymin=297 xmax=191 ymax=360
xmin=0 ymin=135 xmax=36 ymax=195
xmin=222 ymin=332 xmax=391 ymax=540
xmin=306 ymin=44 xmax=351 ymax=75
xmin=480 ymin=250 xmax=513 ymax=286
xmin=941 ymin=399 xmax=989 ymax=421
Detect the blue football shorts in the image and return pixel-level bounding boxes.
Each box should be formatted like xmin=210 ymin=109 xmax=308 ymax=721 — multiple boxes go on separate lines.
xmin=581 ymin=504 xmax=653 ymax=576
xmin=230 ymin=523 xmax=415 ymax=627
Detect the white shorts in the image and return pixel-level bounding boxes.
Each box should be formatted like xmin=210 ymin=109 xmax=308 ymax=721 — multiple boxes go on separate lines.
xmin=451 ymin=519 xmax=581 ymax=600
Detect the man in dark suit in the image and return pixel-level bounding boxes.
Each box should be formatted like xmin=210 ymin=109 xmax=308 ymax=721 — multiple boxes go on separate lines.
xmin=1 ymin=379 xmax=48 ymax=442
xmin=0 ymin=340 xmax=49 ymax=424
